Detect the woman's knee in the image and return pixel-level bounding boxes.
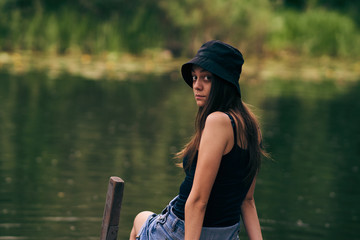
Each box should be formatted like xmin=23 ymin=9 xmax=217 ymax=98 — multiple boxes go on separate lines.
xmin=133 ymin=211 xmax=154 ymax=233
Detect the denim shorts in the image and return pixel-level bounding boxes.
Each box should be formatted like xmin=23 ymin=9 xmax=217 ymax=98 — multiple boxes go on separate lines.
xmin=136 ymin=196 xmax=240 ymax=240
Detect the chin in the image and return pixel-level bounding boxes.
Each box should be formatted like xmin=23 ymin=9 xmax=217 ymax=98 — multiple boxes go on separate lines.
xmin=196 ymin=101 xmax=205 ymax=107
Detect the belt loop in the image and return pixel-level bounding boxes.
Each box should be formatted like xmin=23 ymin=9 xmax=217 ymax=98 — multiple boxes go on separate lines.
xmin=158 ymin=203 xmax=171 ymax=224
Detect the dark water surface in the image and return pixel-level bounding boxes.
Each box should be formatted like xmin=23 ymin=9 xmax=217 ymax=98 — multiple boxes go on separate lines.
xmin=0 ymin=70 xmax=359 ymax=239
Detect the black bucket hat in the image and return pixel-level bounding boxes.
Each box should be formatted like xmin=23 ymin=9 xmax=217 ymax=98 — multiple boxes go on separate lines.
xmin=181 ymin=40 xmax=244 ymax=96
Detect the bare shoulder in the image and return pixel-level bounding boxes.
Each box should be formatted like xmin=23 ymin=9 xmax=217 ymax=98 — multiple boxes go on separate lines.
xmin=203 ymin=112 xmax=234 ymax=152
xmin=205 ymin=111 xmax=232 ymax=128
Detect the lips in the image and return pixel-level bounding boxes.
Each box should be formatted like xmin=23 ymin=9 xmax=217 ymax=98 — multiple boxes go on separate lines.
xmin=195 ymin=94 xmax=205 ymax=99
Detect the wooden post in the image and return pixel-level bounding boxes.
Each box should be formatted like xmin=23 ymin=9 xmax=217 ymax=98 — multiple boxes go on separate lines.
xmin=100 ymin=176 xmax=125 ymax=240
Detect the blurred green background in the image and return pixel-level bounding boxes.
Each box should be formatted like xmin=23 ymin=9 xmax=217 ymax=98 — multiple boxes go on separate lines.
xmin=1 ymin=0 xmax=360 ymax=57
xmin=0 ymin=0 xmax=359 ymax=240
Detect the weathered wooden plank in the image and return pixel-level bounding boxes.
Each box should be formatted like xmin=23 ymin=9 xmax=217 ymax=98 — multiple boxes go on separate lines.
xmin=100 ymin=176 xmax=125 ymax=240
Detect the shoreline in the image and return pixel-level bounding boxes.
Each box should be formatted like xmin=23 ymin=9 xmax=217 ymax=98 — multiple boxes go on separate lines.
xmin=0 ymin=51 xmax=359 ymax=82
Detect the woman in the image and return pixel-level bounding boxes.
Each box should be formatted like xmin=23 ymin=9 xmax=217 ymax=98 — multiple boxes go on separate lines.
xmin=130 ymin=40 xmax=266 ymax=240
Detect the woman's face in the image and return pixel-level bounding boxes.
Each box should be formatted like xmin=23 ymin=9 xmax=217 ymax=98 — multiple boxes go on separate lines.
xmin=191 ymin=65 xmax=213 ymax=107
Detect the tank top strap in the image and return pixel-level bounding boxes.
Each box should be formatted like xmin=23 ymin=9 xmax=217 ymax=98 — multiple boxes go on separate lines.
xmin=225 ymin=112 xmax=237 ymax=143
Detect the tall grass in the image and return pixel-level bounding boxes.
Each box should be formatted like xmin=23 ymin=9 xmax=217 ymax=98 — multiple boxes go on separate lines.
xmin=0 ymin=6 xmax=164 ymax=54
xmin=267 ymin=9 xmax=360 ymax=57
xmin=0 ymin=2 xmax=359 ymax=58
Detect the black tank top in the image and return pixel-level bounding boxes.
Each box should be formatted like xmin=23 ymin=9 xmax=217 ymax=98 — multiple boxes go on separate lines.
xmin=172 ymin=113 xmax=252 ymax=227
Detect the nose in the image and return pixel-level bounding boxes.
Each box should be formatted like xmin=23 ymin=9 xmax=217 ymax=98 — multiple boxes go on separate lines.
xmin=193 ymin=79 xmax=203 ymax=90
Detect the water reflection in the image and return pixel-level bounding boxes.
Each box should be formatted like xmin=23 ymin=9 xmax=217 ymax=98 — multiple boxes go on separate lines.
xmin=0 ymin=70 xmax=359 ymax=239
xmin=257 ymin=79 xmax=360 ymax=239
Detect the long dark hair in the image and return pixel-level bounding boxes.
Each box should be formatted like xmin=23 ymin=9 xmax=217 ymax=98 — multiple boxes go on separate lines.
xmin=176 ymin=75 xmax=267 ymax=184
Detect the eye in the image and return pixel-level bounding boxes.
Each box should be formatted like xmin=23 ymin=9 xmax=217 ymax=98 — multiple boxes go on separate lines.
xmin=192 ymin=75 xmax=197 ymax=81
xmin=204 ymin=75 xmax=212 ymax=81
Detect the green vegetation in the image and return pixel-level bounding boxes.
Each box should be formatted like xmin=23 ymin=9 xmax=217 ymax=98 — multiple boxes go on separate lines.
xmin=0 ymin=1 xmax=166 ymax=54
xmin=0 ymin=0 xmax=359 ymax=57
xmin=267 ymin=9 xmax=360 ymax=57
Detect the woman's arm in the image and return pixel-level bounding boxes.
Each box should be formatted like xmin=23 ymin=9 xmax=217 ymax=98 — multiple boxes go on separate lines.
xmin=184 ymin=112 xmax=233 ymax=240
xmin=241 ymin=177 xmax=263 ymax=240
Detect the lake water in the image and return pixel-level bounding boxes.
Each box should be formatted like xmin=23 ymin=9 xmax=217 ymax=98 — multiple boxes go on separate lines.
xmin=0 ymin=69 xmax=359 ymax=239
